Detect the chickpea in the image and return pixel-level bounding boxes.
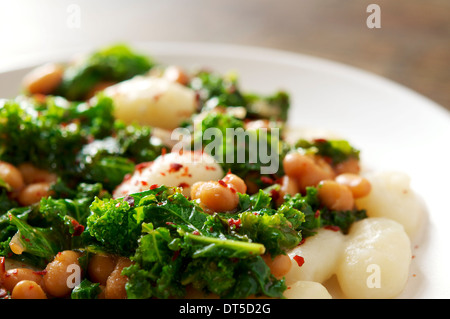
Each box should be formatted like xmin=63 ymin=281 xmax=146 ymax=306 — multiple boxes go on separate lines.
xmin=317 ymin=180 xmax=354 ymax=211
xmin=163 ymin=65 xmax=190 ymax=85
xmin=104 ymin=257 xmax=132 ymax=299
xmin=274 ymin=175 xmax=299 ymax=206
xmin=333 ymin=157 xmax=360 ymax=175
xmin=11 ymin=280 xmax=47 ymax=299
xmin=279 ymin=175 xmax=299 ymax=197
xmin=88 ymin=254 xmax=117 ymax=286
xmin=43 ymin=250 xmax=82 ymax=298
xmin=191 ymin=174 xmax=246 ymax=213
xmin=22 ymin=63 xmax=64 ymax=95
xmin=283 ymin=152 xmax=334 ymax=192
xmin=191 ymin=181 xmax=239 ymax=213
xmin=0 ymin=161 xmax=25 ymax=193
xmin=18 ymin=182 xmax=54 ymax=206
xmin=335 ymin=173 xmax=371 ymax=199
xmin=221 ymin=173 xmax=247 ymax=194
xmin=262 ymin=254 xmax=292 ymax=279
xmin=2 ymin=268 xmax=44 ymax=292
xmin=18 ymin=163 xmax=58 ymax=184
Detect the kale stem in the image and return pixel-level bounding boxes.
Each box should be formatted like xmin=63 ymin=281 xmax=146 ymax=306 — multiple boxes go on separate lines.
xmin=184 ymin=232 xmax=266 ymax=256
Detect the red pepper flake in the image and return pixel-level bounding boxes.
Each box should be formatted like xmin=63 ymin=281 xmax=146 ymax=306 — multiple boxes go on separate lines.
xmin=228 ymin=218 xmax=241 ymax=229
xmin=166 ymin=222 xmax=176 ymax=226
xmin=322 ymin=156 xmax=333 ymax=165
xmin=270 ymin=189 xmax=280 ymax=201
xmin=324 ymin=225 xmax=340 ymax=232
xmin=298 ymin=238 xmax=306 ymax=246
xmin=314 ymin=210 xmax=320 ymax=218
xmin=33 ymin=270 xmax=47 ymax=276
xmin=160 ymin=172 xmax=166 ymax=176
xmin=260 ymin=176 xmax=274 ymax=185
xmin=178 ymin=182 xmax=190 ymax=188
xmin=124 ymin=195 xmax=135 ymax=207
xmin=169 ymin=163 xmax=183 ymax=173
xmin=229 ymin=187 xmax=236 ymax=194
xmin=172 ymin=250 xmax=180 ymax=261
xmin=180 ymin=166 xmax=192 ymax=177
xmin=205 ymin=165 xmax=216 ymax=171
xmin=192 ymin=230 xmax=200 ymax=235
xmin=71 ymin=219 xmax=85 ymax=236
xmin=313 ymin=138 xmax=328 ymax=143
xmin=293 ymin=255 xmax=305 ymax=267
xmin=218 ymin=180 xmax=227 ymax=187
xmin=141 ymin=180 xmax=148 ymax=186
xmin=161 ymin=147 xmax=167 ymax=156
xmin=135 ymin=162 xmax=152 ymax=173
xmin=150 ymin=184 xmax=159 ymax=190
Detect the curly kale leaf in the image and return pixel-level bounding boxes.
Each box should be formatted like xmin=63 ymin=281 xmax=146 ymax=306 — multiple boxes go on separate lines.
xmin=194 ymin=112 xmax=289 ymax=179
xmin=56 ymin=43 xmax=154 ymax=101
xmin=284 ymin=186 xmax=367 ymax=237
xmin=295 ymin=138 xmax=360 ymax=165
xmin=0 ymin=183 xmax=106 ymax=268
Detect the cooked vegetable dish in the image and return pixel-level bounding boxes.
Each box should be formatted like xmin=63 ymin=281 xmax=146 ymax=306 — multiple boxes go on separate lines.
xmin=0 ymin=44 xmax=424 ymax=299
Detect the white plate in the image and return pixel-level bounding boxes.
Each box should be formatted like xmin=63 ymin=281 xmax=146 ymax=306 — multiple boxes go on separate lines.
xmin=1 ymin=42 xmax=449 ymax=299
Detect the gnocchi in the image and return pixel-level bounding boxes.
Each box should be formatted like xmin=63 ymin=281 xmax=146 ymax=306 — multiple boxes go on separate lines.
xmin=113 ymin=151 xmax=224 ymax=198
xmin=285 ymin=228 xmax=346 ymax=285
xmin=283 ymin=281 xmax=332 ymax=299
xmin=355 ymin=171 xmax=424 ymax=238
xmin=103 ymin=75 xmax=198 ymax=130
xmin=336 ymin=217 xmax=412 ymax=299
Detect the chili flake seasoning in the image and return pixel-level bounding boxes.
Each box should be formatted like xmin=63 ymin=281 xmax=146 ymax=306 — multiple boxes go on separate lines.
xmin=293 ymin=255 xmax=305 ymax=267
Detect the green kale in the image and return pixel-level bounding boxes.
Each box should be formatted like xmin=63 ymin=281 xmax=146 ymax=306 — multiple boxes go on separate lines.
xmin=0 ymin=95 xmax=115 ymax=174
xmin=0 ymin=94 xmax=164 ymax=191
xmin=295 ymin=138 xmax=360 ymax=165
xmin=71 ymin=279 xmax=102 ymax=299
xmin=56 ymin=44 xmax=154 ymax=101
xmin=284 ymin=186 xmax=367 ymax=237
xmin=0 ymin=183 xmax=106 ymax=268
xmin=194 ymin=112 xmax=289 ymax=181
xmin=189 ymin=70 xmax=246 ymax=110
xmin=85 ymin=186 xmax=288 ymax=299
xmin=244 ymin=90 xmax=290 ymax=121
xmin=189 ymin=70 xmax=291 ymax=122
xmin=207 ymin=190 xmax=304 ymax=256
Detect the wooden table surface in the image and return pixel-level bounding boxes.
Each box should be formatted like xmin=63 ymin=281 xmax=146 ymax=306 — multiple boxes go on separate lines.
xmin=1 ymin=0 xmax=449 ymax=111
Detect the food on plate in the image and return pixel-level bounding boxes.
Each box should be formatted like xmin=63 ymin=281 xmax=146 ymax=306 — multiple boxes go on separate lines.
xmin=0 ymin=44 xmax=424 ymax=299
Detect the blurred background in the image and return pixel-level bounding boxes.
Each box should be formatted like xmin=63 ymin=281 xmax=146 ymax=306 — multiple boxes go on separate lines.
xmin=0 ymin=0 xmax=449 ymax=110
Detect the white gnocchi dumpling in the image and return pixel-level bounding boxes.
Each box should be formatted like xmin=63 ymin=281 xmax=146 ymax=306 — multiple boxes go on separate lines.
xmin=336 ymin=217 xmax=412 ymax=299
xmin=113 ymin=151 xmax=224 ymax=198
xmin=355 ymin=171 xmax=424 ymax=238
xmin=284 ymin=228 xmax=345 ymax=285
xmin=104 ymin=75 xmax=197 ymax=130
xmin=284 ymin=281 xmax=332 ymax=299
